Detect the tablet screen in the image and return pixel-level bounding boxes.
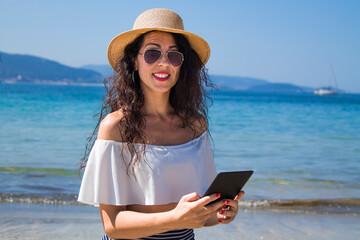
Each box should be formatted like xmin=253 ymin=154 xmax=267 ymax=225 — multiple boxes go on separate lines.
xmin=203 ymin=170 xmax=253 ymax=203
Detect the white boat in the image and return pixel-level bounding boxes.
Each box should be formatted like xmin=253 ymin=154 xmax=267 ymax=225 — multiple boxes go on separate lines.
xmin=314 ymin=65 xmax=339 ymax=95
xmin=314 ymin=87 xmax=338 ymax=95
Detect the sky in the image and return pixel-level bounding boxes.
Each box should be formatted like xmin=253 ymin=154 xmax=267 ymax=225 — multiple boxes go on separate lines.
xmin=1 ymin=0 xmax=359 ymax=92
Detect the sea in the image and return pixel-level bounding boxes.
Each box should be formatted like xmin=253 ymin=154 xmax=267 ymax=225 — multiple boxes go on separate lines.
xmin=1 ymin=83 xmax=360 ymax=215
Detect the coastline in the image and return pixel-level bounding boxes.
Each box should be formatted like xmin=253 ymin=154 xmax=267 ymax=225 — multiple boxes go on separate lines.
xmin=1 ymin=192 xmax=359 ymax=215
xmin=1 ymin=202 xmax=359 ymax=240
xmin=1 ymin=80 xmax=104 ymax=87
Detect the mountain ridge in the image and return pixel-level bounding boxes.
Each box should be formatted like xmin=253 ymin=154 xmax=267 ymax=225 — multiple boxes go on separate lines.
xmin=81 ymin=64 xmax=313 ymax=92
xmin=1 ymin=51 xmax=313 ymax=92
xmin=0 ymin=51 xmax=102 ymax=84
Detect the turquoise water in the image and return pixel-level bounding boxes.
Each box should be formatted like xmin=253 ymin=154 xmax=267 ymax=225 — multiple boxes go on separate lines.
xmin=1 ymin=83 xmax=359 ymax=213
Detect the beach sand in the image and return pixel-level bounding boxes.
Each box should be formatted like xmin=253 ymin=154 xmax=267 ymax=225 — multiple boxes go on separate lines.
xmin=1 ymin=203 xmax=359 ymax=240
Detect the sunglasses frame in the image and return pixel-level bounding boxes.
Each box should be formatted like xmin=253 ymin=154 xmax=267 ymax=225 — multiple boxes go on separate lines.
xmin=138 ymin=49 xmax=184 ymax=67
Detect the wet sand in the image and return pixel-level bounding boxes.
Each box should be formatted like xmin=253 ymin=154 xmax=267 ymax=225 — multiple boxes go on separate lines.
xmin=0 ymin=203 xmax=359 ymax=240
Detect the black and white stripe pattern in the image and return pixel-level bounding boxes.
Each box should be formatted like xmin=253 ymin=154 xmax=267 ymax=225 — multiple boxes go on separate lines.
xmin=102 ymin=228 xmax=194 ymax=240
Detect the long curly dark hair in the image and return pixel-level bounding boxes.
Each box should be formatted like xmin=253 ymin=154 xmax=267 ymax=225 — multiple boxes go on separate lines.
xmin=80 ymin=31 xmax=214 ymax=175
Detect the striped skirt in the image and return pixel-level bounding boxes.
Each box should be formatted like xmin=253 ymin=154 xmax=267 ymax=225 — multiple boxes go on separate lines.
xmin=101 ymin=228 xmax=194 ymax=240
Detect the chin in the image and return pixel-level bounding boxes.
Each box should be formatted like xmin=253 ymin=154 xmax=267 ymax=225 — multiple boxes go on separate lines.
xmin=142 ymin=79 xmax=177 ymax=94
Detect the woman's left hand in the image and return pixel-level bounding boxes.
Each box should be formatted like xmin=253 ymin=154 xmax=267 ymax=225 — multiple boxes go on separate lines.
xmin=217 ymin=191 xmax=245 ymax=224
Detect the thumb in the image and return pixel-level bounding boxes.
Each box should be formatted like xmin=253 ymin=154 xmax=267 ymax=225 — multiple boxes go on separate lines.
xmin=183 ymin=192 xmax=201 ymax=202
xmin=234 ymin=191 xmax=245 ymax=201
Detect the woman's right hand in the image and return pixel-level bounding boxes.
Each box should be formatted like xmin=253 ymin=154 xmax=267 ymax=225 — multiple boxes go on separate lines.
xmin=170 ymin=192 xmax=224 ymax=229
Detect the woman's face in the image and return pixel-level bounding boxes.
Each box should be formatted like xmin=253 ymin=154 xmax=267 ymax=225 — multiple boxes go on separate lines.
xmin=134 ymin=31 xmax=181 ymax=95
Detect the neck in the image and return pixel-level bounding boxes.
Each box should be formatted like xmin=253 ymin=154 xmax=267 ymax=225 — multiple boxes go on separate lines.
xmin=142 ymin=91 xmax=173 ymax=117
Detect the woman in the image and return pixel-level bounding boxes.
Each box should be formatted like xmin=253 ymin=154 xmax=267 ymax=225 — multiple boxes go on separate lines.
xmin=78 ymin=8 xmax=244 ymax=240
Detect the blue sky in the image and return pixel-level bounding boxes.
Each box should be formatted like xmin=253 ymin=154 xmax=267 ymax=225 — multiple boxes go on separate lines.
xmin=1 ymin=0 xmax=359 ymax=92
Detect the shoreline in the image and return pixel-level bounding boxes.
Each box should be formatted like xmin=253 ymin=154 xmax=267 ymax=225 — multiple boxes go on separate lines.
xmin=3 ymin=81 xmax=360 ymax=95
xmin=1 ymin=203 xmax=359 ymax=240
xmin=1 ymin=193 xmax=359 ymax=216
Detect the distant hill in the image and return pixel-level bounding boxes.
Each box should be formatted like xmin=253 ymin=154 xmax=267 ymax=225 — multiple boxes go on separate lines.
xmin=0 ymin=52 xmax=315 ymax=92
xmin=248 ymin=83 xmax=305 ymax=93
xmin=81 ymin=64 xmax=272 ymax=90
xmin=0 ymin=51 xmax=103 ymax=84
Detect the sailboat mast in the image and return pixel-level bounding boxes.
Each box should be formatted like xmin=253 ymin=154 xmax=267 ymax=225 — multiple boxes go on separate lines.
xmin=330 ymin=64 xmax=339 ymax=90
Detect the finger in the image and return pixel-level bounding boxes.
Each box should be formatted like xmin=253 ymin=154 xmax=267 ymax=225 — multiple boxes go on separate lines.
xmin=196 ymin=193 xmax=221 ymax=207
xmin=218 ymin=216 xmax=234 ymax=224
xmin=234 ymin=191 xmax=245 ymax=201
xmin=205 ymin=199 xmax=227 ymax=213
xmin=185 ymin=192 xmax=201 ymax=202
xmin=181 ymin=192 xmax=200 ymax=203
xmin=218 ymin=208 xmax=238 ymax=223
xmin=219 ymin=207 xmax=237 ymax=217
xmin=223 ymin=199 xmax=238 ymax=209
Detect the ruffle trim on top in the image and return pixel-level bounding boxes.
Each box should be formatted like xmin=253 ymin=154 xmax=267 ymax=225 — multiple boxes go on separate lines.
xmin=78 ymin=131 xmax=217 ymax=206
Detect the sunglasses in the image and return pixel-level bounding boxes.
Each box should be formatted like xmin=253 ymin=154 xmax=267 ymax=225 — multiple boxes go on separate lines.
xmin=139 ymin=49 xmax=184 ymax=67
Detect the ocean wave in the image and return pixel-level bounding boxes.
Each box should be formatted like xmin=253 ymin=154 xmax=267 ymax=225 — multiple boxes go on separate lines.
xmin=1 ymin=193 xmax=359 ymax=215
xmin=0 ymin=167 xmax=78 ymax=176
xmin=0 ymin=193 xmax=80 ymax=205
xmin=239 ymin=198 xmax=360 ymax=215
xmin=251 ymin=177 xmax=351 ymax=186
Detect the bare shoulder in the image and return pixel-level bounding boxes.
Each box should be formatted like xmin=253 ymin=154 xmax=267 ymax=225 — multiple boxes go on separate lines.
xmin=192 ymin=113 xmax=208 ymax=137
xmin=97 ymin=110 xmax=125 ymax=141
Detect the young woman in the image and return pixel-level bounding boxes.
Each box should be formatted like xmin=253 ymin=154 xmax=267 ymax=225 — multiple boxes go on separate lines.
xmin=78 ymin=8 xmax=244 ymax=240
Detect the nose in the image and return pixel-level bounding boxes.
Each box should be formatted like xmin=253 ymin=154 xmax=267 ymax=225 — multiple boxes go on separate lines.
xmin=157 ymin=52 xmax=170 ymax=66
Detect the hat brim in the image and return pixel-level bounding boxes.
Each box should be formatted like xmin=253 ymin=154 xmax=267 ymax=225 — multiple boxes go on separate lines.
xmin=107 ymin=28 xmax=210 ymax=71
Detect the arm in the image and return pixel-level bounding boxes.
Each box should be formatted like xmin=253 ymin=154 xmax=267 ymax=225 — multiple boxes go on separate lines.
xmin=99 ymin=204 xmax=173 ymax=239
xmin=100 ymin=192 xmax=224 ymax=239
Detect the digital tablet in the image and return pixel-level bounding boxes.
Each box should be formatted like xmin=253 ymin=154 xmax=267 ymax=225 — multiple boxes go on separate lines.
xmin=203 ymin=170 xmax=253 ymax=204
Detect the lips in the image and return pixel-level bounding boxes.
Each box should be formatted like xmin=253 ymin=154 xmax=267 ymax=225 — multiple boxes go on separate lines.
xmin=153 ymin=72 xmax=170 ymax=81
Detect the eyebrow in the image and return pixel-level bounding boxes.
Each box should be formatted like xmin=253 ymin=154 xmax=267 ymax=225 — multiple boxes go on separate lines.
xmin=144 ymin=43 xmax=178 ymax=49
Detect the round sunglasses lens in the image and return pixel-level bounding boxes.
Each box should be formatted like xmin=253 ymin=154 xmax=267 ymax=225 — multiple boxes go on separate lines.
xmin=168 ymin=52 xmax=183 ymax=66
xmin=144 ymin=50 xmax=161 ymax=64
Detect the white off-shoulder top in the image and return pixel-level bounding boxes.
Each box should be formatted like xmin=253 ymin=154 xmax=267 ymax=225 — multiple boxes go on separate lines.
xmin=78 ymin=131 xmax=217 ymax=206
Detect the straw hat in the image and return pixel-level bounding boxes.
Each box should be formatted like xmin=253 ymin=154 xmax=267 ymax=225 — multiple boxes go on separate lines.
xmin=107 ymin=8 xmax=210 ymax=70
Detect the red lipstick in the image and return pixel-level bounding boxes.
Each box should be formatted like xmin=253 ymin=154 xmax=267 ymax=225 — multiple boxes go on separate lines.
xmin=153 ymin=71 xmax=170 ymax=81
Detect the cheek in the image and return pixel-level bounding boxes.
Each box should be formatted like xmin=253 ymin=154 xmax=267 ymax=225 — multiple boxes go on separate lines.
xmin=174 ymin=68 xmax=181 ymax=81
xmin=138 ymin=63 xmax=151 ymax=78
xmin=137 ymin=66 xmax=156 ymax=85
xmin=136 ymin=58 xmax=149 ymax=77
